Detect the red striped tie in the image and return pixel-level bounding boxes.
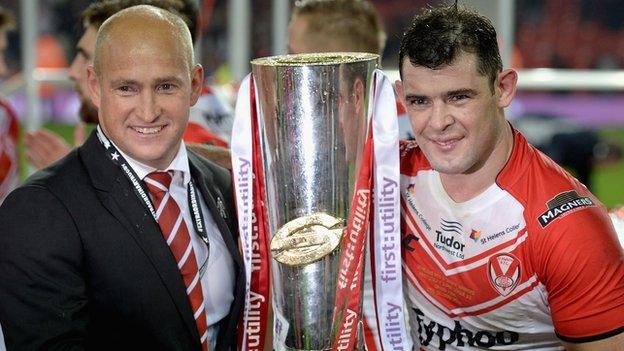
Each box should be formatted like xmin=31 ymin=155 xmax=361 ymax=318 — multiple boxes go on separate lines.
xmin=145 ymin=171 xmax=209 ymax=350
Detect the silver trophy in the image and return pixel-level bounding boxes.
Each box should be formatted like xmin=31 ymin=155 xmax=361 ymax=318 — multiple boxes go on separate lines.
xmin=251 ymin=53 xmax=378 ymax=350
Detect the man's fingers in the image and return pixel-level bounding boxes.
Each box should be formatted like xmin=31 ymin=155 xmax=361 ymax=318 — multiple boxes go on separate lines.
xmin=32 ymin=129 xmax=70 ymax=148
xmin=74 ymin=123 xmax=86 ymax=145
xmin=24 ymin=129 xmax=72 ymax=169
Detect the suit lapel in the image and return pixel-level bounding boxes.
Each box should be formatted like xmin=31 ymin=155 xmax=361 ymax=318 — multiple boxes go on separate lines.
xmin=78 ymin=133 xmax=200 ymax=344
xmin=187 ymin=153 xmax=242 ymax=271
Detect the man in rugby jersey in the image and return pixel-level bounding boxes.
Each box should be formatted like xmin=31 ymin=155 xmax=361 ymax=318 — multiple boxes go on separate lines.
xmin=395 ymin=3 xmax=624 ymax=350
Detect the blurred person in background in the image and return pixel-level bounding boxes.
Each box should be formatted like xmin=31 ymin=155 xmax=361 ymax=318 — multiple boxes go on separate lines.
xmin=397 ymin=3 xmax=624 ymax=350
xmin=0 ymin=6 xmax=18 ymax=205
xmin=24 ymin=0 xmax=232 ymax=170
xmin=288 ymin=0 xmax=386 ymax=56
xmin=0 ymin=6 xmax=243 ymax=349
xmin=288 ymin=0 xmax=416 ymax=141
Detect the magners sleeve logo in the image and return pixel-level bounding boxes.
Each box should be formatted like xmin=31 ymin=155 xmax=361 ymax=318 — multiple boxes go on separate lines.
xmin=538 ymin=190 xmax=594 ymax=228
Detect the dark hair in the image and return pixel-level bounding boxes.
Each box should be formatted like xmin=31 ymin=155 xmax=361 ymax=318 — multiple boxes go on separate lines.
xmin=292 ymin=0 xmax=386 ymax=55
xmin=82 ymin=0 xmax=198 ymax=43
xmin=0 ymin=6 xmax=16 ymax=31
xmin=399 ymin=4 xmax=502 ymax=90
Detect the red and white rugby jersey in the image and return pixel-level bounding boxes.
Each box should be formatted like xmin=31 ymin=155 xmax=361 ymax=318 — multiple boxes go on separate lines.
xmin=400 ymin=130 xmax=624 ymax=350
xmin=0 ymin=98 xmax=19 ymax=204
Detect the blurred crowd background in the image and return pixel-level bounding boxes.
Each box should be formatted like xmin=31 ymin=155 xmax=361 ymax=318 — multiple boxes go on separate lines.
xmin=0 ymin=0 xmax=623 ymax=206
xmin=2 ymin=0 xmax=623 ymax=76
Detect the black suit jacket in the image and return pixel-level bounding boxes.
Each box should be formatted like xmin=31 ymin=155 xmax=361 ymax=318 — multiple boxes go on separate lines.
xmin=0 ymin=132 xmax=244 ymax=350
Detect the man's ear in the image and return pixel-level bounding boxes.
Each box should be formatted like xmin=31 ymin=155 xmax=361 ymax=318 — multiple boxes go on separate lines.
xmin=190 ymin=64 xmax=205 ymax=106
xmin=395 ymin=79 xmax=405 ymax=105
xmin=496 ymin=69 xmax=518 ymax=108
xmin=86 ymin=65 xmax=101 ymax=109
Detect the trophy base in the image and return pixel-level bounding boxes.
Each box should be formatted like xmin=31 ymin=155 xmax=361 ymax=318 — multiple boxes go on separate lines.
xmin=273 ymin=320 xmax=367 ymax=351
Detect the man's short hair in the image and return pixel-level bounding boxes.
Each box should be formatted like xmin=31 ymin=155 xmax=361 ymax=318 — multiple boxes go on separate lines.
xmin=82 ymin=0 xmax=198 ymax=43
xmin=292 ymin=0 xmax=386 ymax=55
xmin=399 ymin=4 xmax=502 ymax=90
xmin=93 ymin=5 xmax=194 ymax=77
xmin=0 ymin=6 xmax=16 ymax=31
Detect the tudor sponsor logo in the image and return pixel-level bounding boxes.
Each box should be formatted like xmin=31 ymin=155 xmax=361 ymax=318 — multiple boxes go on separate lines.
xmin=434 ymin=219 xmax=469 ymax=259
xmin=412 ymin=308 xmax=519 ymax=350
xmin=433 ymin=219 xmax=466 ymax=259
xmin=538 ymin=190 xmax=595 ymax=228
xmin=487 ymin=253 xmax=521 ymax=296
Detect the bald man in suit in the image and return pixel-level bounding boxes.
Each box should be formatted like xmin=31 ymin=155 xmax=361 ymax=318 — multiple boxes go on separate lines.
xmin=0 ymin=6 xmax=243 ymax=350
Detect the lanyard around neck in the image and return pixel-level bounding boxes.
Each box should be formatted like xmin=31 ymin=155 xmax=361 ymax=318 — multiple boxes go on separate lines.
xmin=95 ymin=126 xmax=209 ymax=246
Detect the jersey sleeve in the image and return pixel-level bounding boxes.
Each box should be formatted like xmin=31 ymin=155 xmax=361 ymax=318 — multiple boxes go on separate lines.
xmin=533 ymin=202 xmax=624 ymax=342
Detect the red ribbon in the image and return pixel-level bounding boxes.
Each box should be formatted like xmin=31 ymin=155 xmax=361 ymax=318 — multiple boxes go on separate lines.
xmin=237 ymin=76 xmax=272 ymax=351
xmin=330 ymin=120 xmax=375 ymax=350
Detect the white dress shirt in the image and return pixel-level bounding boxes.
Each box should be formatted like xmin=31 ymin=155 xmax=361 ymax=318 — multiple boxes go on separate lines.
xmin=0 ymin=321 xmax=6 ymax=351
xmin=114 ymin=141 xmax=235 ymax=349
